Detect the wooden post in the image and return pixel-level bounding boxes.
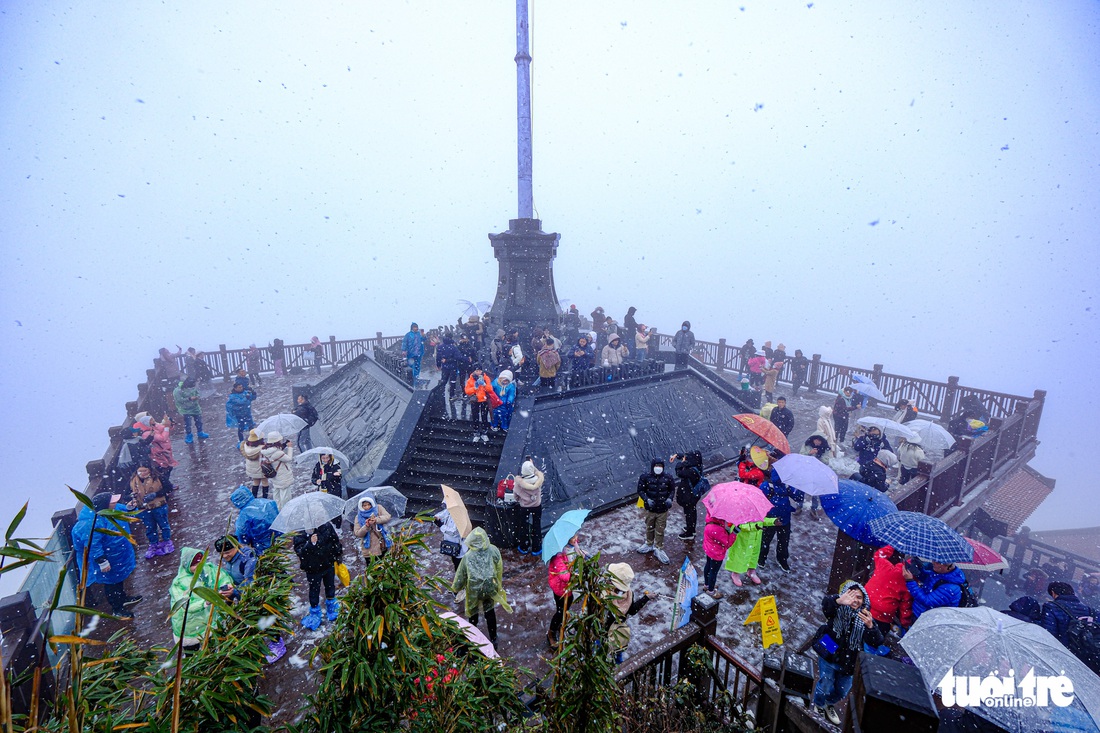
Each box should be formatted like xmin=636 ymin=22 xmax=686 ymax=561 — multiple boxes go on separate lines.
xmin=219 ymin=344 xmax=230 ymax=381
xmin=375 ymin=331 xmax=384 ymax=350
xmin=941 ymin=376 xmax=960 ymax=422
xmin=953 ymin=436 xmax=974 ymax=509
xmin=808 ymin=354 xmax=822 ymax=394
xmin=717 ymin=338 xmax=727 ymax=373
xmin=328 ymin=335 xmax=337 ymax=366
xmin=871 ymin=364 xmax=884 ymax=405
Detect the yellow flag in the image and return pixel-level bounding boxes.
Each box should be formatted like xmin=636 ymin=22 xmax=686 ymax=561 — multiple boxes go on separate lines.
xmin=743 ymin=594 xmax=783 ymax=648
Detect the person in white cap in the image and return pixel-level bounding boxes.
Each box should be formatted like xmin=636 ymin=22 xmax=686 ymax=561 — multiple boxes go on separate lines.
xmin=261 ymin=432 xmax=295 ymax=508
xmin=512 ymin=457 xmax=545 ymax=556
xmin=606 ymin=562 xmax=651 ymax=664
xmin=489 ymin=370 xmax=516 ymax=432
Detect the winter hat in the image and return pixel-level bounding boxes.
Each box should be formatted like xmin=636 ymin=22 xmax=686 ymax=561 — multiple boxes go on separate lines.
xmin=521 ymin=460 xmax=536 ymax=478
xmin=498 ymin=370 xmax=513 ymax=382
xmin=876 ymin=450 xmax=899 ymax=469
xmin=135 ymin=411 xmax=150 ymax=422
xmin=607 ymin=333 xmax=620 ymax=343
xmin=359 ymin=496 xmax=376 ymax=511
xmin=608 ymin=563 xmax=635 ymax=592
xmin=496 ymin=329 xmax=506 ymax=338
xmin=92 ymin=492 xmax=121 ymax=512
xmin=266 ymin=431 xmax=284 ymax=443
xmin=247 ymin=429 xmax=262 ymax=443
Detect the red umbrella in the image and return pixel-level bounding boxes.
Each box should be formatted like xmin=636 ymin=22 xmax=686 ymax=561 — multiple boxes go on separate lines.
xmin=732 ymin=413 xmax=791 ymax=454
xmin=956 ymin=538 xmax=1009 ymax=571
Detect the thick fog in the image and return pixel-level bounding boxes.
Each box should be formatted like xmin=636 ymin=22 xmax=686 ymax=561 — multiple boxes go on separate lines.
xmin=1 ymin=1 xmax=1097 ymax=587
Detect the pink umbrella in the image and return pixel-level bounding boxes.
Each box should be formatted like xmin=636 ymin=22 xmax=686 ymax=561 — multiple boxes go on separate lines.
xmin=956 ymin=538 xmax=1009 ymax=572
xmin=700 ymin=481 xmax=774 ymax=526
xmin=440 ymin=611 xmax=499 ymax=658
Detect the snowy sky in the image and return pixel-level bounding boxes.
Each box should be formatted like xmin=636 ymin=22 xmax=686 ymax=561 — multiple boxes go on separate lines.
xmin=1 ymin=1 xmax=1098 ymax=587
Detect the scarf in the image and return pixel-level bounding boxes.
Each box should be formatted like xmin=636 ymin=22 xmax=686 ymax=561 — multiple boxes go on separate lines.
xmin=357 ymin=506 xmax=391 ymax=550
xmin=831 ymin=580 xmax=871 ymax=651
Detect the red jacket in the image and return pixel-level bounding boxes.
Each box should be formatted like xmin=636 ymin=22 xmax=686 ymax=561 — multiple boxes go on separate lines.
xmin=864 ymin=545 xmax=914 ymax=628
xmin=737 ymin=461 xmax=766 ymax=487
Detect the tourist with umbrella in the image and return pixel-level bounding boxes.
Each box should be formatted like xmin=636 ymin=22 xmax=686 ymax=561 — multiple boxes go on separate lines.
xmin=732 ymin=413 xmax=791 ymax=454
xmin=832 ymin=387 xmax=859 ymax=443
xmin=736 ymin=446 xmax=767 ymax=487
xmin=292 ymin=522 xmax=343 ymax=630
xmin=261 ymin=431 xmax=295 ymax=509
xmin=453 ymin=527 xmax=510 ymax=648
xmin=435 ymin=494 xmax=469 ymax=572
xmin=310 ymin=453 xmax=344 ymax=506
xmin=757 ymin=460 xmax=805 ymax=574
xmin=863 ymin=545 xmax=914 ymax=637
xmin=853 ymin=449 xmax=899 ymax=493
xmin=852 ymin=425 xmax=893 ymax=466
xmin=811 ymin=581 xmax=884 ymax=726
xmin=543 ymin=509 xmax=590 ymax=650
xmin=894 ymin=434 xmax=925 ymax=484
xmin=702 ymin=481 xmax=776 ymax=587
xmin=353 ymin=495 xmax=393 ymax=561
xmin=240 ymin=429 xmax=268 ymax=498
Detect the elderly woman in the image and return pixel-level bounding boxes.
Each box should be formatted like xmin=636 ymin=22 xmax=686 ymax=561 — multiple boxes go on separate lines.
xmin=353 ymin=495 xmax=392 ymax=561
xmin=453 ymin=527 xmax=509 ymax=647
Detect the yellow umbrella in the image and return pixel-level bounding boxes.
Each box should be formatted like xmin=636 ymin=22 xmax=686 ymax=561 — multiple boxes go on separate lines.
xmin=441 ymin=484 xmax=473 ymax=538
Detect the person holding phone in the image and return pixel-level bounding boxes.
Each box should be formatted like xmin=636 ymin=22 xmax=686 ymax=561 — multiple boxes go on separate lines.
xmin=811 ymin=581 xmax=884 ymax=725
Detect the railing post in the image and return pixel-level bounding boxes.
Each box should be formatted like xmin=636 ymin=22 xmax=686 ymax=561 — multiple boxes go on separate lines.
xmin=942 ymin=376 xmax=960 ymax=422
xmin=871 ymin=364 xmax=884 ymax=402
xmin=808 ymin=354 xmax=821 ymax=394
xmin=218 ymin=344 xmax=230 ymax=380
xmin=376 ymin=331 xmax=384 ymax=350
xmin=717 ymin=338 xmax=727 ymax=373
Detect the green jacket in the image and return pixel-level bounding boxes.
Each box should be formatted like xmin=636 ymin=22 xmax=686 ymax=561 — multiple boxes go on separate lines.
xmin=453 ymin=528 xmax=510 ymax=617
xmin=169 ymin=547 xmax=219 ymax=643
xmin=173 ymin=384 xmax=202 ymax=416
xmin=723 ymin=518 xmax=779 ymax=574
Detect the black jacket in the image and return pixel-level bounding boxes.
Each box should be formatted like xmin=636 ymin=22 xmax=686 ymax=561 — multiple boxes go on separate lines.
xmin=436 ymin=339 xmax=462 ymax=373
xmin=770 ymin=407 xmax=795 ymax=436
xmin=674 ymin=452 xmax=704 ymax=507
xmin=854 ymin=462 xmax=889 ymax=493
xmin=293 ymin=523 xmax=342 ymax=573
xmin=821 ymin=592 xmax=884 ymax=673
xmin=294 ymin=400 xmax=320 ymax=428
xmin=312 ymin=460 xmax=343 ymax=495
xmin=790 ymin=354 xmax=809 ymax=379
xmin=623 ymin=309 xmax=638 ymax=339
xmin=637 ymin=460 xmax=676 ymax=514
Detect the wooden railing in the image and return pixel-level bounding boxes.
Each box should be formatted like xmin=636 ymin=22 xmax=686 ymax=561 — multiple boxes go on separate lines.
xmin=654 ymin=332 xmax=1035 ymax=422
xmin=988 ymin=528 xmax=1100 ymax=593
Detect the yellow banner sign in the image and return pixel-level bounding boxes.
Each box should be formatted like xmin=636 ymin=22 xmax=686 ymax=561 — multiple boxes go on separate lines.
xmin=743 ymin=594 xmax=783 ymax=648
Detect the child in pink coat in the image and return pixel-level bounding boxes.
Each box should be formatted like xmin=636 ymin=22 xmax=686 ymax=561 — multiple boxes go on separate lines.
xmin=702 ymin=511 xmax=736 ymax=598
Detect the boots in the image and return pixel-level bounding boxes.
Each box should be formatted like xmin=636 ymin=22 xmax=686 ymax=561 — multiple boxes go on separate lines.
xmin=324 ymin=598 xmax=340 ymax=623
xmin=302 ymin=606 xmax=323 ymax=630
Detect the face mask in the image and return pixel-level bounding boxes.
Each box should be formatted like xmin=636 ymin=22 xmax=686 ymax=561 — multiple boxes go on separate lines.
xmin=682 ymin=326 xmax=689 ymax=331
xmin=654 ymin=466 xmax=664 ymax=475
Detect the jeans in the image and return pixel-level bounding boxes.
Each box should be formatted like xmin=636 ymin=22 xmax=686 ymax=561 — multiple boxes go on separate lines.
xmin=516 ymin=504 xmax=543 ymax=554
xmin=307 ymin=566 xmax=336 ymax=607
xmin=813 ymin=656 xmax=853 ymax=708
xmin=759 ymin=523 xmax=790 ymax=565
xmin=644 ymin=510 xmax=668 ymax=548
xmin=183 ymin=414 xmax=204 ymax=436
xmin=703 ymin=557 xmax=722 ymax=590
xmin=140 ymin=505 xmax=171 ymax=543
xmin=900 ymin=466 xmax=919 ymax=484
xmin=797 ymin=494 xmax=821 ymax=512
xmin=407 ymin=356 xmax=422 ymax=380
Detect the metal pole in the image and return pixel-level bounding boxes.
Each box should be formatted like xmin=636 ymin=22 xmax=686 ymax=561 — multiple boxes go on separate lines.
xmin=515 ymin=0 xmax=534 ymax=219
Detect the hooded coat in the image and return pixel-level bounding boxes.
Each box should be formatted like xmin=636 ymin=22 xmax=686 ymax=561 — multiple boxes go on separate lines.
xmin=240 ymin=438 xmax=264 ymax=480
xmin=569 ymin=338 xmax=594 ymax=371
xmin=231 ymin=485 xmax=279 ymax=553
xmin=172 ymin=383 xmax=202 ymax=416
xmin=671 ymin=321 xmax=695 ymax=355
xmin=1004 ymin=596 xmax=1041 ymax=623
xmin=819 ymin=580 xmax=885 ymax=673
xmin=311 ymin=458 xmax=343 ymax=495
xmin=169 ymin=548 xmax=219 ymax=644
xmin=637 ymin=460 xmax=676 ymax=513
xmin=402 ymin=328 xmax=424 ymax=358
xmin=464 ymin=372 xmax=493 ymax=402
xmin=260 ymin=441 xmax=295 ymax=506
xmin=225 ymin=388 xmax=257 ymax=429
xmin=674 ymin=451 xmax=704 ymax=508
xmin=601 ymin=337 xmax=628 ymax=366
xmin=895 ymin=439 xmax=926 ymax=470
xmin=815 ymin=406 xmax=839 ymax=459
xmin=513 ymin=466 xmax=545 ymax=508
xmin=863 ymin=545 xmax=914 ymax=628
xmin=853 ymin=433 xmax=892 ymax=466
xmin=723 ymin=519 xmax=779 ymax=574
xmin=703 ymin=513 xmax=736 ymax=562
xmin=71 ymin=504 xmax=136 ymax=586
xmin=760 ymin=471 xmax=805 ymax=525
xmin=353 ymin=497 xmax=392 ymax=557
xmin=142 ymin=422 xmax=177 ymax=470
xmin=453 ymin=527 xmax=510 ymax=617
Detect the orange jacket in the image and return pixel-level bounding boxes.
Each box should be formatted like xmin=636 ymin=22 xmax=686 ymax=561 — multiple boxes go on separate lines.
xmin=464 ymin=373 xmax=493 ymax=402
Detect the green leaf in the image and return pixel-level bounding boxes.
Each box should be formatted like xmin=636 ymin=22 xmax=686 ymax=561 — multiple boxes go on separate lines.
xmin=5 ymin=502 xmax=27 ymax=542
xmin=192 ymin=586 xmax=239 ymax=619
xmin=70 ymin=486 xmax=94 ymax=509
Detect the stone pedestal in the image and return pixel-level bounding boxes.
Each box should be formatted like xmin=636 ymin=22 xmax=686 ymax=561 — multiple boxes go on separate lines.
xmin=484 ymin=218 xmax=561 ymax=344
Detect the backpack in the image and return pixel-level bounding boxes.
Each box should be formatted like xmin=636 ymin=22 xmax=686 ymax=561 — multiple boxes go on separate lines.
xmin=1053 ymin=601 xmax=1100 ymax=674
xmin=260 ymin=456 xmax=278 ymax=479
xmin=692 ymin=476 xmax=712 ymax=500
xmin=932 ymin=577 xmax=979 ymax=608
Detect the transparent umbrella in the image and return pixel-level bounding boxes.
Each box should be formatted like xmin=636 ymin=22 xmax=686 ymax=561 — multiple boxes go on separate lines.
xmin=294 ymin=446 xmax=351 ymax=466
xmin=344 ymin=486 xmax=408 ymax=521
xmin=269 ymin=491 xmax=346 ymax=534
xmin=901 ymin=607 xmax=1100 ymax=733
xmin=907 ymin=419 xmax=956 ymax=451
xmin=856 ymin=416 xmax=919 ymax=441
xmin=256 ymin=413 xmax=307 ymax=437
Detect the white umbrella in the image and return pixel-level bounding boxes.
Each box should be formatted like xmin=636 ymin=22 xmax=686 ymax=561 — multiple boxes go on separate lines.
xmin=269 ymin=491 xmax=346 ymax=534
xmin=294 ymin=446 xmax=351 ymax=466
xmin=907 ymin=419 xmax=956 ymax=451
xmin=256 ymin=413 xmax=307 ymax=437
xmin=344 ymin=486 xmax=408 ymax=520
xmin=848 ymin=380 xmax=889 ymax=402
xmin=901 ymin=607 xmax=1100 ymax=733
xmin=856 ymin=416 xmax=919 ymax=441
xmin=772 ymin=454 xmax=839 ymax=496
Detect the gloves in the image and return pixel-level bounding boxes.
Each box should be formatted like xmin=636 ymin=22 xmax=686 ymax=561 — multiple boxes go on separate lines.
xmin=664 ymin=499 xmax=673 ymax=510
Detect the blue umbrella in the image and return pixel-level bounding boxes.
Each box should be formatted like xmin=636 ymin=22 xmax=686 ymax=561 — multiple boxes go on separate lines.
xmin=541 ymin=509 xmax=591 ymax=564
xmin=820 ymin=479 xmax=897 ymax=545
xmin=868 ymin=511 xmax=974 ymax=563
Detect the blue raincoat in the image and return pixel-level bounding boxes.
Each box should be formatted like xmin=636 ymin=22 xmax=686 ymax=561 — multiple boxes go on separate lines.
xmin=71 ymin=505 xmax=136 ymax=586
xmin=231 ymin=485 xmax=279 ymax=554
